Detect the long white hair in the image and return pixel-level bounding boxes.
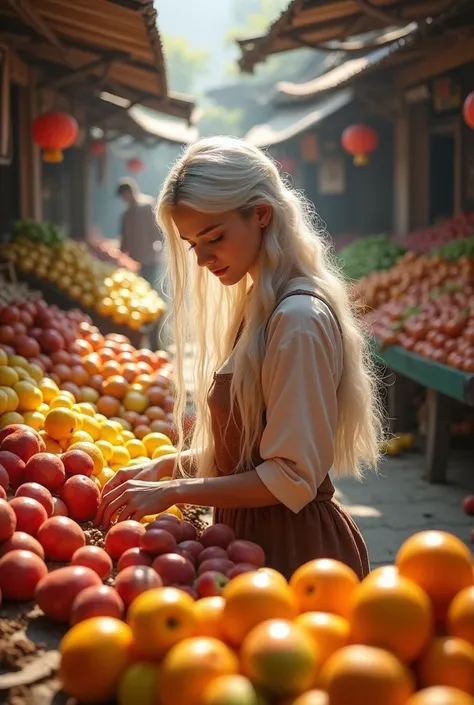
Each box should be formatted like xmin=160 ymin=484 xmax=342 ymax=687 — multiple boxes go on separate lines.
xmin=156 ymin=136 xmax=383 ymax=479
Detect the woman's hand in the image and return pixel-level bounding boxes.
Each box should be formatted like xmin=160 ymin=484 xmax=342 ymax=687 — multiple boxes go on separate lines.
xmin=99 ymin=455 xmax=177 ymax=497
xmin=95 ymin=479 xmax=179 ymax=528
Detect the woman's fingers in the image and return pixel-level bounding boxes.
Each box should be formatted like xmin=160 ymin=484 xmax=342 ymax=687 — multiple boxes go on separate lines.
xmin=95 ymin=482 xmax=131 ymax=527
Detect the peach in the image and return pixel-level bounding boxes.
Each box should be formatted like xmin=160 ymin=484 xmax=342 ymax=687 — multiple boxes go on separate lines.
xmin=35 ymin=565 xmax=101 ymax=622
xmin=0 ymin=549 xmax=48 ymax=600
xmin=71 ymin=545 xmax=113 ymax=580
xmin=37 ymin=516 xmax=85 ymax=561
xmin=0 ymin=531 xmax=45 ymax=559
xmin=195 ymin=571 xmax=229 ymax=598
xmin=117 ymin=547 xmax=153 ymax=572
xmin=0 ymin=428 xmax=41 ymax=462
xmin=0 ymin=498 xmax=17 ymax=541
xmin=15 ymin=482 xmax=54 ymax=517
xmin=61 ymin=449 xmax=94 ymax=477
xmin=24 ymin=452 xmax=66 ymax=493
xmin=52 ymin=496 xmax=68 ymax=517
xmin=0 ymin=463 xmax=8 ymax=491
xmin=70 ymin=585 xmax=125 ymax=625
xmin=9 ymin=496 xmax=47 ymax=536
xmin=105 ymin=520 xmax=146 ymax=559
xmin=60 ymin=475 xmax=100 ymax=522
xmin=114 ymin=565 xmax=163 ymax=608
xmin=0 ymin=450 xmax=25 ymax=489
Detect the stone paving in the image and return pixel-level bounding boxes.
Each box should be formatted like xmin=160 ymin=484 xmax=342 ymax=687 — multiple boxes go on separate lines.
xmin=335 ymin=448 xmax=473 ymax=567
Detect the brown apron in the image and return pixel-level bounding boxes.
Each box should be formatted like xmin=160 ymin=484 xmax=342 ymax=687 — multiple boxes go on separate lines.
xmin=208 ymin=290 xmax=370 ymax=581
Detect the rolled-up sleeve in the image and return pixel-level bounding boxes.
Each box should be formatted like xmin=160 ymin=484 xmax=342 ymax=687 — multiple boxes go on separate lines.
xmin=255 ymin=302 xmax=342 ymax=513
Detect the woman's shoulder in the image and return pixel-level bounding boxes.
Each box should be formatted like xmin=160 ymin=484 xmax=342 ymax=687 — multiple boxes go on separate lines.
xmin=266 ymin=281 xmax=339 ymax=341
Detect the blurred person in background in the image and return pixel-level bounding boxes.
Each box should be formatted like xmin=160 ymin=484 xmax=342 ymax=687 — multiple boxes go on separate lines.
xmin=116 ymin=177 xmax=164 ymax=289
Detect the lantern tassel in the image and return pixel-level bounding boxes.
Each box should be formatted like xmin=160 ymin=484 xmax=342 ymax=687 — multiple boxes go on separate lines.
xmin=42 ymin=149 xmax=64 ymax=163
xmin=354 ymin=153 xmax=369 ymax=166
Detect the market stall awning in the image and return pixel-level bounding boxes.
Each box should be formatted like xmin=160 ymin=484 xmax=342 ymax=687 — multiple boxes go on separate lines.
xmin=244 ymin=88 xmax=353 ymax=147
xmin=237 ymin=0 xmax=459 ymax=73
xmin=0 ymin=0 xmax=194 ymax=120
xmin=127 ymin=106 xmax=198 ymax=144
xmin=275 ymin=24 xmax=417 ymax=99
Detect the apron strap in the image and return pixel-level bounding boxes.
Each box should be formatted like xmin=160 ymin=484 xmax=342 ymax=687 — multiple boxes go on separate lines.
xmin=264 ymin=289 xmax=343 ymax=340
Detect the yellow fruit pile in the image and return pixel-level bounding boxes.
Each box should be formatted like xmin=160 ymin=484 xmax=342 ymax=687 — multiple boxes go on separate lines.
xmin=1 ymin=238 xmax=165 ymax=327
xmin=0 ymin=351 xmax=177 ymax=487
xmin=59 ymin=530 xmax=474 ymax=705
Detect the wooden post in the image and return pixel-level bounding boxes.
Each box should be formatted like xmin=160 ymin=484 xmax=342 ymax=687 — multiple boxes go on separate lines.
xmin=17 ymin=68 xmax=42 ymax=220
xmin=409 ymin=101 xmax=430 ymax=230
xmin=387 ymin=371 xmax=412 ymax=433
xmin=424 ymin=388 xmax=452 ymax=484
xmin=393 ymin=100 xmax=410 ymax=236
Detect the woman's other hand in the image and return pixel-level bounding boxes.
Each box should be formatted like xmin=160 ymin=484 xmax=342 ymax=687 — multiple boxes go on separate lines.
xmin=95 ymin=479 xmax=178 ymax=527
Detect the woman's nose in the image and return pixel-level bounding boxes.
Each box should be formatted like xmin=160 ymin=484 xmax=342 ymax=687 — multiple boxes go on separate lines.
xmin=195 ymin=245 xmax=216 ymax=268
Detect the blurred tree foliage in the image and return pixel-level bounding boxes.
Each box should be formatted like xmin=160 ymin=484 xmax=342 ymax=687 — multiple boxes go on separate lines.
xmin=162 ymin=34 xmax=209 ymax=94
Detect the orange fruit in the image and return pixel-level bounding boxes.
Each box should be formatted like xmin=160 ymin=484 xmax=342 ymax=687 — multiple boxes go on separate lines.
xmin=102 ymin=360 xmax=122 ymax=379
xmin=82 ymin=353 xmax=103 ymax=376
xmin=160 ymin=636 xmax=239 ymax=705
xmin=241 ymin=619 xmax=318 ymax=698
xmin=418 ymin=637 xmax=474 ymax=695
xmin=221 ymin=570 xmax=297 ymax=647
xmin=135 ymin=424 xmax=152 ymax=440
xmin=348 ymin=570 xmax=433 ymax=662
xmin=396 ymin=531 xmax=473 ymax=621
xmin=193 ymin=596 xmax=226 ymax=638
xmin=289 ymin=558 xmax=359 ymax=618
xmin=200 ymin=674 xmax=260 ymax=705
xmin=283 ymin=691 xmax=329 ymax=705
xmin=67 ymin=441 xmax=104 ymax=476
xmin=102 ymin=375 xmax=128 ymax=399
xmin=295 ymin=612 xmax=350 ymax=665
xmin=406 ymin=686 xmax=474 ymax=705
xmin=127 ymin=587 xmax=197 ymax=661
xmin=97 ymin=395 xmax=121 ymax=418
xmin=59 ymin=616 xmax=133 ymax=703
xmin=123 ymin=390 xmax=148 ymax=414
xmin=44 ymin=407 xmax=78 ymax=440
xmin=321 ymin=644 xmax=414 ymax=705
xmin=447 ymin=586 xmax=474 ymax=647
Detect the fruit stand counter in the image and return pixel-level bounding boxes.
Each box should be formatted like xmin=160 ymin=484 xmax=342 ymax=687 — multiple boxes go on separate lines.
xmin=15 ymin=272 xmax=160 ymax=351
xmin=375 ymin=344 xmax=474 ymax=483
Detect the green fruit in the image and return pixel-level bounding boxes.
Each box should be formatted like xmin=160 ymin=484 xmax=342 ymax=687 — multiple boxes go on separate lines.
xmin=117 ymin=662 xmax=159 ymax=705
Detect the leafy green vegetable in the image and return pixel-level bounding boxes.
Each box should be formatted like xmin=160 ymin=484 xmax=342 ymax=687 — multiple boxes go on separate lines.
xmin=335 ymin=234 xmax=406 ymax=280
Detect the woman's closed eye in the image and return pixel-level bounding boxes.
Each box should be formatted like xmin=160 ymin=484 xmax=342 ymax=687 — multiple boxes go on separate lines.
xmin=188 ymin=234 xmax=223 ymax=251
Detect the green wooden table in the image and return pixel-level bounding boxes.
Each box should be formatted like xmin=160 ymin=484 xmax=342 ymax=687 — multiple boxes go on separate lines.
xmin=373 ymin=344 xmax=474 ymax=483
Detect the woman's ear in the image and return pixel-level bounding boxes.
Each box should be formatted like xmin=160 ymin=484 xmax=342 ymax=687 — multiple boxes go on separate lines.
xmin=255 ymin=204 xmax=272 ymax=228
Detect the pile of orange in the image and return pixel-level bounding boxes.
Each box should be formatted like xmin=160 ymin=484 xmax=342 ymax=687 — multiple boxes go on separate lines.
xmin=58 ymin=529 xmax=474 ymax=705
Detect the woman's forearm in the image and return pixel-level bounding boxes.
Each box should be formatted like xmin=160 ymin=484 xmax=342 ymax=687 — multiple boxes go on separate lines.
xmin=173 ymin=471 xmax=280 ymax=509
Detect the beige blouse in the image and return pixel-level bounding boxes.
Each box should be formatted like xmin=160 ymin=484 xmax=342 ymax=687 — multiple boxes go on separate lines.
xmin=219 ymin=279 xmax=343 ymax=514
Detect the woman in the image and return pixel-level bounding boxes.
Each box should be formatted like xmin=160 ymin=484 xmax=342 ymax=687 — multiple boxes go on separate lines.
xmin=96 ymin=137 xmax=383 ymax=580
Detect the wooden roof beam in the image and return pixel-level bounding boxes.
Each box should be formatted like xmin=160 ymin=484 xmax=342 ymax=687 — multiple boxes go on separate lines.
xmin=39 ymin=51 xmax=130 ymax=90
xmin=354 ymin=0 xmax=403 ymax=26
xmin=5 ymin=0 xmax=75 ymax=68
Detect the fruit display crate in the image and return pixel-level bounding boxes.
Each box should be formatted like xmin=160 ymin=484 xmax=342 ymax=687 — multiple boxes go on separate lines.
xmin=374 ymin=343 xmax=474 ymax=484
xmin=12 ymin=271 xmax=160 ymax=351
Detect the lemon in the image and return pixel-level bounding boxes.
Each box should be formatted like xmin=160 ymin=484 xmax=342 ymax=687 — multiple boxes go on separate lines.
xmin=76 ymin=402 xmax=96 ymax=417
xmin=97 ymin=467 xmax=115 ymax=488
xmin=120 ymin=430 xmax=135 ymax=442
xmin=110 ymin=446 xmax=131 ymax=468
xmin=151 ymin=445 xmax=177 ymax=460
xmin=95 ymin=413 xmax=107 ymax=425
xmin=99 ymin=421 xmax=120 ymax=444
xmin=81 ymin=415 xmax=101 ymax=441
xmin=0 ymin=348 xmax=7 ymax=366
xmin=8 ymin=355 xmax=28 ymax=368
xmin=0 ymin=388 xmax=8 ymax=416
xmin=37 ymin=402 xmax=50 ymax=415
xmin=13 ymin=366 xmax=32 ymax=381
xmin=125 ymin=439 xmax=147 ymax=459
xmin=39 ymin=378 xmax=59 ymax=403
xmin=26 ymin=363 xmax=43 ymax=382
xmin=68 ymin=430 xmax=95 ymax=446
xmin=44 ymin=407 xmax=78 ymax=440
xmin=0 ymin=366 xmax=19 ymax=386
xmin=1 ymin=386 xmax=19 ymax=412
xmin=13 ymin=381 xmax=43 ymax=413
xmin=0 ymin=411 xmax=24 ymax=427
xmin=142 ymin=432 xmax=172 ymax=458
xmin=50 ymin=394 xmax=74 ymax=410
xmin=96 ymin=440 xmax=114 ymax=463
xmin=23 ymin=410 xmax=45 ymax=431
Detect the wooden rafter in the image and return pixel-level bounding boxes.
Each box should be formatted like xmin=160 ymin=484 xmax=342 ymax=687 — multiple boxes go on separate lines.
xmin=39 ymin=51 xmax=130 ymax=90
xmin=5 ymin=0 xmax=75 ymax=68
xmin=354 ymin=0 xmax=403 ymax=25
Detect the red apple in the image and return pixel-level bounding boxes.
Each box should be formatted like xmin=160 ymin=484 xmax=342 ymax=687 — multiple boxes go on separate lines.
xmin=70 ymin=585 xmax=125 ymax=626
xmin=170 ymin=584 xmax=198 ymax=600
xmin=178 ymin=540 xmax=204 ymax=561
xmin=463 ymin=495 xmax=474 ymax=516
xmin=152 ymin=553 xmax=195 ymax=586
xmin=35 ymin=565 xmax=101 ymax=622
xmin=24 ymin=453 xmax=65 ymax=493
xmin=180 ymin=521 xmax=197 ymax=541
xmin=200 ymin=523 xmax=235 ymax=549
xmin=0 ymin=429 xmax=41 ymax=462
xmin=117 ymin=547 xmax=153 ymax=572
xmin=105 ymin=520 xmax=146 ymax=560
xmin=71 ymin=545 xmax=113 ymax=580
xmin=60 ymin=475 xmax=100 ymax=522
xmin=9 ymin=496 xmax=47 ymax=536
xmin=198 ymin=546 xmax=228 ymax=564
xmin=0 ymin=498 xmax=17 ymax=541
xmin=139 ymin=528 xmax=177 ymax=556
xmin=227 ymin=563 xmax=258 ymax=579
xmin=0 ymin=531 xmax=45 ymax=559
xmin=227 ymin=539 xmax=265 ymax=568
xmin=0 ymin=451 xmax=25 ymax=489
xmin=114 ymin=565 xmax=163 ymax=608
xmin=0 ymin=463 xmax=8 ymax=491
xmin=14 ymin=483 xmax=54 ymax=517
xmin=198 ymin=558 xmax=235 ymax=576
xmin=195 ymin=570 xmax=229 ymax=598
xmin=0 ymin=549 xmax=48 ymax=601
xmin=52 ymin=497 xmax=68 ymax=517
xmin=146 ymin=517 xmax=183 ymax=542
xmin=61 ymin=449 xmax=94 ymax=477
xmin=36 ymin=516 xmax=85 ymax=561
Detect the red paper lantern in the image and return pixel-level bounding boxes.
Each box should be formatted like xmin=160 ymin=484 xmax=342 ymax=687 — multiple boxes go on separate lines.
xmin=127 ymin=157 xmax=144 ymax=174
xmin=32 ymin=111 xmax=78 ymax=163
xmin=90 ymin=140 xmax=105 ymax=157
xmin=463 ymin=92 xmax=474 ymax=129
xmin=341 ymin=124 xmax=379 ymax=166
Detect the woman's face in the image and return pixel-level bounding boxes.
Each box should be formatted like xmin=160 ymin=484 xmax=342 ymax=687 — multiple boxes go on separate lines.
xmin=171 ymin=204 xmax=271 ymax=285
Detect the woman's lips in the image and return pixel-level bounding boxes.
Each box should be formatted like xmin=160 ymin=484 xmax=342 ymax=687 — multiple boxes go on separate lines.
xmin=212 ymin=267 xmax=229 ymax=277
